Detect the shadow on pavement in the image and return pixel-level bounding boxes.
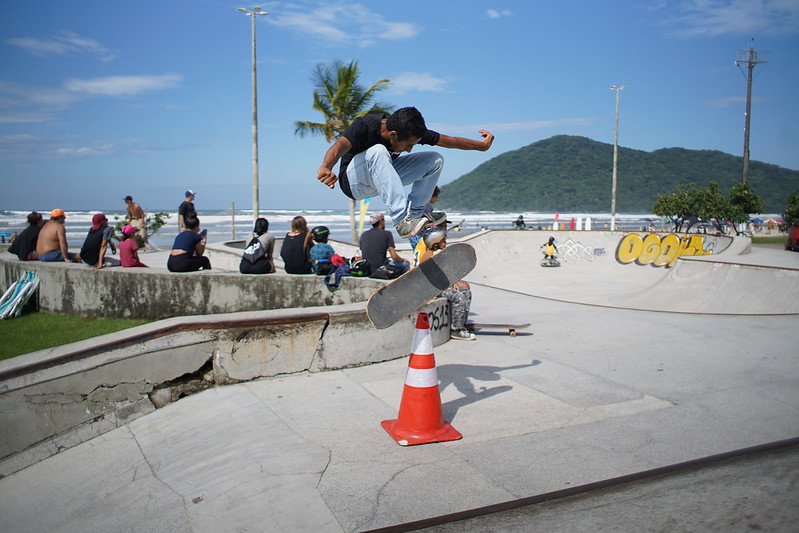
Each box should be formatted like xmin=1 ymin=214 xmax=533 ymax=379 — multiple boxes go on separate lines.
xmin=439 ymin=360 xmax=541 ymax=420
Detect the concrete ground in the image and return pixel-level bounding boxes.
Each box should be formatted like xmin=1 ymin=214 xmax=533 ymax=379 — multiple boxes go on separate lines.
xmin=1 ymin=232 xmax=797 ymax=532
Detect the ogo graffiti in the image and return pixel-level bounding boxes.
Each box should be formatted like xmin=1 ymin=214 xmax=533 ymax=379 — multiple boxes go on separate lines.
xmin=615 ymin=233 xmax=713 ymax=268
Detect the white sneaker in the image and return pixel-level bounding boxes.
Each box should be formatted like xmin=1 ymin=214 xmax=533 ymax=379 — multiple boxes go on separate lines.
xmin=450 ymin=329 xmax=475 ymax=341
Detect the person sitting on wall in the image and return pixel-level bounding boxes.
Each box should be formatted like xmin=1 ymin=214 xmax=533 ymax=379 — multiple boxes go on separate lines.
xmin=118 ymin=225 xmax=148 ymax=267
xmin=36 ymin=209 xmax=82 ymax=263
xmin=240 ymin=217 xmax=276 ymax=274
xmin=360 ymin=212 xmax=409 ymax=278
xmin=9 ymin=211 xmax=44 ymax=260
xmin=280 ymin=215 xmax=314 ymax=274
xmin=167 ymin=213 xmax=211 ymax=272
xmin=309 ymin=226 xmax=336 ymax=275
xmin=412 ymin=227 xmax=475 ymax=341
xmin=80 ymin=213 xmax=120 ymax=269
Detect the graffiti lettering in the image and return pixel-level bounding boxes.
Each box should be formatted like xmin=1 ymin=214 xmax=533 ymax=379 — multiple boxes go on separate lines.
xmin=616 ymin=233 xmax=712 ymax=268
xmin=560 ymin=238 xmax=596 ymax=264
xmin=428 ymin=304 xmax=450 ymax=332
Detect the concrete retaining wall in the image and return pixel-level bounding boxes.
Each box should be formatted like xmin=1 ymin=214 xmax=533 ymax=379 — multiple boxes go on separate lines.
xmin=0 ymin=298 xmax=450 ymax=476
xmin=0 ymin=250 xmax=385 ymax=320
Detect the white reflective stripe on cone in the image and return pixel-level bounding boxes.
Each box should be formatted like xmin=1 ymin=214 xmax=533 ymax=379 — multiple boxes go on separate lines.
xmin=411 ymin=329 xmax=433 ymax=355
xmin=404 ymin=367 xmax=438 ymax=388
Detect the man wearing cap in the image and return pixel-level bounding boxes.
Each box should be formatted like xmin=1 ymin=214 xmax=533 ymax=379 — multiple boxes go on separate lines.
xmin=124 ymin=195 xmax=148 ymax=244
xmin=80 ymin=213 xmax=119 ymax=268
xmin=316 ymin=106 xmax=493 ymax=239
xmin=178 ymin=190 xmax=196 ymax=231
xmin=359 ymin=212 xmax=409 ymax=277
xmin=36 ymin=209 xmax=81 ymax=262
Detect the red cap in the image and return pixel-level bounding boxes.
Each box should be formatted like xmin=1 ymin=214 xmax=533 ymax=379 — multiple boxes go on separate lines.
xmin=92 ymin=213 xmax=107 ymax=230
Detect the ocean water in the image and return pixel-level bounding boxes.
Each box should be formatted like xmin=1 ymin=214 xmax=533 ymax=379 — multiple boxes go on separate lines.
xmin=0 ymin=208 xmax=685 ymax=249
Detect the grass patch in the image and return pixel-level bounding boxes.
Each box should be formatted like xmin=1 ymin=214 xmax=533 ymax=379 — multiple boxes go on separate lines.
xmin=751 ymin=235 xmax=788 ymax=244
xmin=0 ymin=311 xmax=150 ymax=360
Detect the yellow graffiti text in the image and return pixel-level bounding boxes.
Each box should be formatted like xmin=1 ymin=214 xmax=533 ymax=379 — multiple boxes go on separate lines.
xmin=615 ymin=233 xmax=711 ymax=268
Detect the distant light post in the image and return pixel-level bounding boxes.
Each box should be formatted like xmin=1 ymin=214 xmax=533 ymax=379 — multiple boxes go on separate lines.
xmin=238 ymin=6 xmax=268 ymax=224
xmin=610 ymin=85 xmax=625 ymax=231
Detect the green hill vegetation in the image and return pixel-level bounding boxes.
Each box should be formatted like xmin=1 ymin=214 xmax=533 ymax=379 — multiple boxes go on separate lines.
xmin=438 ymin=135 xmax=799 ymax=213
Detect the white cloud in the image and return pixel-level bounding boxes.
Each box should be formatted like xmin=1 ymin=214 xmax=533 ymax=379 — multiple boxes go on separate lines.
xmin=487 ymin=9 xmax=513 ymax=19
xmin=63 ymin=74 xmax=183 ymax=97
xmin=268 ymin=2 xmax=418 ymax=46
xmin=7 ymin=31 xmax=114 ymax=61
xmin=0 ymin=74 xmax=182 ymax=125
xmin=0 ymin=134 xmax=115 ymax=162
xmin=55 ymin=144 xmax=116 ymax=157
xmin=388 ymin=72 xmax=450 ymax=95
xmin=662 ymin=0 xmax=799 ymax=38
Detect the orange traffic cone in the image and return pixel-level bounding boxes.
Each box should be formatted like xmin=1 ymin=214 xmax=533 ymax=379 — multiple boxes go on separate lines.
xmin=382 ymin=312 xmax=462 ymax=446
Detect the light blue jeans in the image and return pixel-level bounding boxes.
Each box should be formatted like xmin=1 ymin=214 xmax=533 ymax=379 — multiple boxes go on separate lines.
xmin=346 ymin=145 xmax=444 ymax=227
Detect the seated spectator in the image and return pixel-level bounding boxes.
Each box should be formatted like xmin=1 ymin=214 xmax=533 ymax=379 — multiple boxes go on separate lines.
xmin=36 ymin=209 xmax=81 ymax=262
xmin=9 ymin=211 xmax=43 ymax=260
xmin=360 ymin=212 xmax=409 ymax=278
xmin=240 ymin=217 xmax=276 ymax=274
xmin=80 ymin=213 xmax=120 ymax=269
xmin=309 ymin=226 xmax=335 ymax=275
xmin=280 ymin=215 xmax=313 ymax=274
xmin=413 ymin=227 xmax=475 ymax=341
xmin=167 ymin=214 xmax=211 ymax=272
xmin=118 ymin=225 xmax=148 ymax=267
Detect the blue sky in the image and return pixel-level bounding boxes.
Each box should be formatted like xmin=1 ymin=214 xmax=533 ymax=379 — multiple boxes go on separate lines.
xmin=1 ymin=0 xmax=798 ymax=212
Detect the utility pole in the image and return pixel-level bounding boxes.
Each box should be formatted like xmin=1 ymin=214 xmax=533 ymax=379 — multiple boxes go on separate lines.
xmin=238 ymin=6 xmax=269 ymax=224
xmin=735 ymin=41 xmax=767 ymax=184
xmin=610 ymin=85 xmax=625 ymax=232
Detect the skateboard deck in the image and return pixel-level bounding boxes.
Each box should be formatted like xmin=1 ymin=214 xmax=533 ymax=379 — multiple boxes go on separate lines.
xmin=366 ymin=242 xmax=477 ymax=329
xmin=449 ymin=218 xmax=466 ymax=232
xmin=466 ymin=322 xmax=531 ymax=337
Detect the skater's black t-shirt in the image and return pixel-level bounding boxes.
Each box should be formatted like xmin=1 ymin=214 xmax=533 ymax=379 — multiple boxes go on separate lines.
xmin=337 ymin=114 xmax=439 ymax=198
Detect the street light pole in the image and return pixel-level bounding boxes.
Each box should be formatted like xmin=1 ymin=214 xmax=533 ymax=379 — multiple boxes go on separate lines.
xmin=610 ymin=85 xmax=625 ymax=232
xmin=238 ymin=6 xmax=268 ymax=225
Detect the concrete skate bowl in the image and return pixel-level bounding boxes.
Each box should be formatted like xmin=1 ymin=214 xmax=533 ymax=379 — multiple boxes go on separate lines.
xmin=460 ymin=230 xmax=799 ymax=315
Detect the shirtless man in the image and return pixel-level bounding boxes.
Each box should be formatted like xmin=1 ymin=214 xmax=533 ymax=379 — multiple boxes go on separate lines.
xmin=36 ymin=209 xmax=81 ymax=262
xmin=124 ymin=195 xmax=148 ymax=243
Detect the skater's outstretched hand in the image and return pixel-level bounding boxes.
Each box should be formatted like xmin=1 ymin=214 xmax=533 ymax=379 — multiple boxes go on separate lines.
xmin=436 ymin=129 xmax=495 ymax=152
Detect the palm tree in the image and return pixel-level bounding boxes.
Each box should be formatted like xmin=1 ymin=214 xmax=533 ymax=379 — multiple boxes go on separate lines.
xmin=295 ymin=60 xmax=393 ymax=243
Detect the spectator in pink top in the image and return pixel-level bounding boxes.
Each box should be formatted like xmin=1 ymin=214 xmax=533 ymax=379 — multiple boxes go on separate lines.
xmin=119 ymin=225 xmax=148 ymax=267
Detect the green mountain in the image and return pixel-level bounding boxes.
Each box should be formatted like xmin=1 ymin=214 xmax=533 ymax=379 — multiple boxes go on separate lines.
xmin=438 ymin=135 xmax=799 ymax=213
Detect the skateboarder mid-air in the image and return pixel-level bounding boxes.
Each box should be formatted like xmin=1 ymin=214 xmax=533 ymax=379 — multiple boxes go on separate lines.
xmin=316 ymin=107 xmax=494 ymax=239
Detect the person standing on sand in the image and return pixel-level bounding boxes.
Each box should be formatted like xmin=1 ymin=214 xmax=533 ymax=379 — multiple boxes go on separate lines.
xmin=178 ymin=190 xmax=197 ymax=231
xmin=36 ymin=209 xmax=81 ymax=262
xmin=124 ymin=195 xmax=148 ymax=244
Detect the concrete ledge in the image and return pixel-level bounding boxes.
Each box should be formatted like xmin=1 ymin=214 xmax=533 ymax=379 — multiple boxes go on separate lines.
xmin=0 ymin=299 xmax=449 ymax=476
xmin=0 ymin=250 xmax=385 ymax=320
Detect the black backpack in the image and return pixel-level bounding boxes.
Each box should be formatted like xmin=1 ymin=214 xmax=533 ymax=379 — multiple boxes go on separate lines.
xmin=241 ymin=237 xmax=266 ymax=264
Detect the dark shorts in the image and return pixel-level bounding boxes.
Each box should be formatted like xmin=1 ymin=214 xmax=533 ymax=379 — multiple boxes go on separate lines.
xmin=39 ymin=250 xmax=79 ymax=262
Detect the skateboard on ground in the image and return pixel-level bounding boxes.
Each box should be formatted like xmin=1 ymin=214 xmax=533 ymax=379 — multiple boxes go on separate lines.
xmin=465 ymin=322 xmax=531 ymax=337
xmin=449 ymin=218 xmax=466 ymax=232
xmin=540 ymin=257 xmax=561 ymax=267
xmin=366 ymin=242 xmax=477 ymax=329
